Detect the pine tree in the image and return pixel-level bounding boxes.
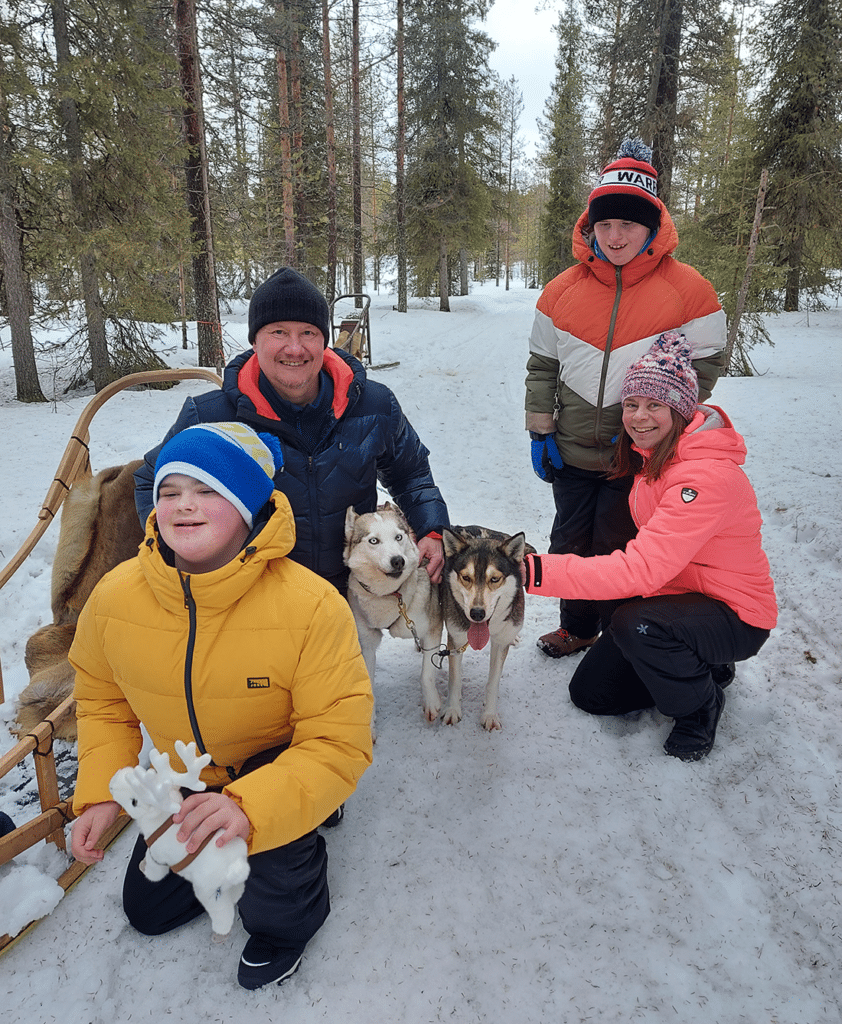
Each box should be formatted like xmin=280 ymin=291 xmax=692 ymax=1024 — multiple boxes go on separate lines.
xmin=404 ymin=0 xmax=497 ymax=308
xmin=175 ymin=0 xmax=222 ymax=369
xmin=583 ymin=0 xmax=731 ymax=207
xmin=538 ymin=5 xmax=587 ymax=285
xmin=676 ymin=13 xmax=778 ymax=373
xmin=0 ymin=15 xmax=45 ymax=402
xmin=751 ymin=0 xmax=842 ymax=310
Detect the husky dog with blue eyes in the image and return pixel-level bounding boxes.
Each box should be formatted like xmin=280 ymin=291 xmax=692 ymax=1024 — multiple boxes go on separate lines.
xmin=344 ymin=502 xmax=443 ymax=739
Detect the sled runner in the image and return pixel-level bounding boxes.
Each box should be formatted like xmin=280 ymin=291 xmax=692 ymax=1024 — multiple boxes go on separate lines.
xmin=0 ymin=367 xmax=223 ymax=955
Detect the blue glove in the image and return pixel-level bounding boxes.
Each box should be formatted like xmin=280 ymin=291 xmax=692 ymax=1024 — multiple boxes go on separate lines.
xmin=530 ymin=432 xmax=563 ymax=482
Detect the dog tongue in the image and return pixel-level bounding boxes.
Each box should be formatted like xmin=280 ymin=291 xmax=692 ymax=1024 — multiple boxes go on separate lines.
xmin=467 ymin=622 xmax=490 ymax=651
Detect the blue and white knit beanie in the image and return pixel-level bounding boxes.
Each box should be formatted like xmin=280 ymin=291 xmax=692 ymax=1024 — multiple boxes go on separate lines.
xmin=621 ymin=331 xmax=699 ymax=423
xmin=154 ymin=422 xmax=283 ymax=528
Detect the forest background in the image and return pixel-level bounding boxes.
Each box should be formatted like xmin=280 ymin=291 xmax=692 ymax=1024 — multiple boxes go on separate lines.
xmin=1 ymin=0 xmax=840 ymax=404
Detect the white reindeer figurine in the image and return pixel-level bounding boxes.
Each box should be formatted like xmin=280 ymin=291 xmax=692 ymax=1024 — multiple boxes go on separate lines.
xmin=109 ymin=739 xmax=250 ymax=937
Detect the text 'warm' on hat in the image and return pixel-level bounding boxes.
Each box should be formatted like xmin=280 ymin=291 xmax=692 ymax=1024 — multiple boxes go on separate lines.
xmin=588 ymin=138 xmax=661 ymax=234
xmin=154 ymin=422 xmax=284 ymax=528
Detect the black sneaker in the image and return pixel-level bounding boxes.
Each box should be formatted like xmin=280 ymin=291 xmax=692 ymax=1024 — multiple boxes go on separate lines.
xmin=320 ymin=803 xmax=344 ymax=828
xmin=238 ymin=936 xmax=303 ymax=990
xmin=664 ymin=684 xmax=726 ymax=762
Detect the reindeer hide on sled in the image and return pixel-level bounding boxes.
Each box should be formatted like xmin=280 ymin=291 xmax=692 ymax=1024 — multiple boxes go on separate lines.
xmin=13 ymin=460 xmax=144 ymax=740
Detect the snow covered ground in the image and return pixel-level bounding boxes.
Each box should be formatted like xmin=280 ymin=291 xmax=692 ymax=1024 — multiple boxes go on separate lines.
xmin=1 ymin=283 xmax=840 ymax=1023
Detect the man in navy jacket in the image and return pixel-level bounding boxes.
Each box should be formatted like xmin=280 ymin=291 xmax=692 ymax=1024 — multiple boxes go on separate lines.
xmin=135 ymin=268 xmax=449 ymax=593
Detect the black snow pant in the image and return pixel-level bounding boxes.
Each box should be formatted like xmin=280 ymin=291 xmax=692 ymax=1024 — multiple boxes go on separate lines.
xmin=568 ymin=593 xmax=771 ymax=719
xmin=122 ymin=827 xmax=330 ymax=950
xmin=548 ymin=464 xmax=637 ymax=639
xmin=121 ymin=742 xmax=329 ymax=949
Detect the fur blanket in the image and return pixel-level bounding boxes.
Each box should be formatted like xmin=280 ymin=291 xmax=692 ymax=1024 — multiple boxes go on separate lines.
xmin=13 ymin=460 xmax=144 ymax=740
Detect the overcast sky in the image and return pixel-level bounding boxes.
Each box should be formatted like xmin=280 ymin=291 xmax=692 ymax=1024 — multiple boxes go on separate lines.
xmin=485 ymin=0 xmax=559 ymax=161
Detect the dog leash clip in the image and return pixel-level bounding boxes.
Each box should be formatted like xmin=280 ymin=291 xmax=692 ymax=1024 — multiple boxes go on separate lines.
xmin=432 ymin=646 xmax=451 ymax=670
xmin=432 ymin=641 xmax=468 ymax=669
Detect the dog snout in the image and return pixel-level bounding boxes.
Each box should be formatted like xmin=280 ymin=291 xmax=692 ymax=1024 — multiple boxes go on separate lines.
xmin=470 ymin=607 xmax=487 ymax=622
xmin=390 ymin=555 xmax=405 ymax=573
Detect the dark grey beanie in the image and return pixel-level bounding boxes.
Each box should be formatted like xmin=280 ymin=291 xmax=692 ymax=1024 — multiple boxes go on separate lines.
xmin=248 ymin=267 xmax=331 ymax=347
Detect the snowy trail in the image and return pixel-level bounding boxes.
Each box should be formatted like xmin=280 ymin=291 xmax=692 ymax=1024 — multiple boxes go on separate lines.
xmin=2 ymin=289 xmax=841 ymax=1023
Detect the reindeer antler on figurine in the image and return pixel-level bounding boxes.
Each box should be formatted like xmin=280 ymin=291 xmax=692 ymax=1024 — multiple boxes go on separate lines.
xmin=109 ymin=742 xmax=249 ymax=938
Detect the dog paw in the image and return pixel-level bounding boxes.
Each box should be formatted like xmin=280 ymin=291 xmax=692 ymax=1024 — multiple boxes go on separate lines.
xmin=441 ymin=705 xmax=462 ymax=725
xmin=481 ymin=711 xmax=502 ymax=731
xmin=423 ymin=699 xmax=441 ymax=723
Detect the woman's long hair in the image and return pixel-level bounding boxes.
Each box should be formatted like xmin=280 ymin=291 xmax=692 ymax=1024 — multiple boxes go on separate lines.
xmin=608 ymin=407 xmax=689 ymax=482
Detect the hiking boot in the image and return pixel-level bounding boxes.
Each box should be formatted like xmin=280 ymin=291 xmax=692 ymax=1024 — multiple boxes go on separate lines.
xmin=238 ymin=935 xmax=303 ymax=990
xmin=711 ymin=662 xmax=736 ymax=688
xmin=320 ymin=803 xmax=345 ymax=828
xmin=537 ymin=627 xmax=598 ymax=658
xmin=664 ymin=684 xmax=726 ymax=762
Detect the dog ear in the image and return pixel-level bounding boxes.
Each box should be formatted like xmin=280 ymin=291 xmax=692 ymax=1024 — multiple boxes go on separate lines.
xmin=442 ymin=528 xmax=467 ymax=559
xmin=501 ymin=532 xmax=527 ymax=563
xmin=344 ymin=505 xmax=358 ymax=541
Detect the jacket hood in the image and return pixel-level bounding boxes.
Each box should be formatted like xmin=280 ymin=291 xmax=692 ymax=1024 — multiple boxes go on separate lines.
xmin=677 ymin=405 xmax=746 ymax=466
xmin=572 ymin=203 xmax=679 ymax=287
xmin=141 ymin=489 xmax=296 ymax=613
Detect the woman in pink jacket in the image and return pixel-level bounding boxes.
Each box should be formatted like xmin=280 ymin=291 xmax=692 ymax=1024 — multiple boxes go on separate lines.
xmin=522 ymin=332 xmax=776 ymax=760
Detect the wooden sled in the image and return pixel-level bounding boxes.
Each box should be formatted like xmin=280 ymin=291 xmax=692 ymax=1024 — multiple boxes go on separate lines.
xmin=331 ymin=293 xmax=375 ymax=367
xmin=0 ymin=367 xmax=222 ymax=955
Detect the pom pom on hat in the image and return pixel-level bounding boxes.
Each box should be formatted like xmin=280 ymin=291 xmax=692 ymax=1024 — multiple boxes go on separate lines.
xmin=621 ymin=331 xmax=699 ymax=423
xmin=588 ymin=138 xmax=661 ymax=233
xmin=154 ymin=423 xmax=283 ymax=528
xmin=248 ymin=267 xmax=331 ymax=347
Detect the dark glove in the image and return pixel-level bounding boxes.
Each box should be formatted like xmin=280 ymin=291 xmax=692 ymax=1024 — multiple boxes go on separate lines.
xmin=530 ymin=432 xmax=563 ymax=482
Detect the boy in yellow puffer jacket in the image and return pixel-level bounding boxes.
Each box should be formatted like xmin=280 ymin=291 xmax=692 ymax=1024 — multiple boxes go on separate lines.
xmin=70 ymin=422 xmax=373 ymax=990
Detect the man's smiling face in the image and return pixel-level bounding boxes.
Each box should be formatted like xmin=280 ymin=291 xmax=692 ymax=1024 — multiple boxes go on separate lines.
xmin=253 ymin=321 xmax=325 ymax=406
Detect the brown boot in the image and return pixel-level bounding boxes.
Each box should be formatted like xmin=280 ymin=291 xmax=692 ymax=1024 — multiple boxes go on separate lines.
xmin=536 ymin=627 xmax=599 ymax=658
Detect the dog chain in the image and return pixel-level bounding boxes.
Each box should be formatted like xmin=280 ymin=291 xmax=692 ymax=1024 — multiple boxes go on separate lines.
xmin=389 ymin=592 xmax=467 ymax=665
xmin=394 ymin=593 xmax=424 ymax=652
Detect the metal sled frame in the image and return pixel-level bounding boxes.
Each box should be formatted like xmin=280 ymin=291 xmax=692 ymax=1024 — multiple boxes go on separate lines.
xmin=330 ymin=292 xmax=372 ymax=365
xmin=0 ymin=368 xmax=222 ymax=954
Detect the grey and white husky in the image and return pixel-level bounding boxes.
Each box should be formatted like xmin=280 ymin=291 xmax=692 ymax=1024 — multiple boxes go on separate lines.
xmin=440 ymin=526 xmax=532 ymax=731
xmin=344 ymin=502 xmax=443 ymax=738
